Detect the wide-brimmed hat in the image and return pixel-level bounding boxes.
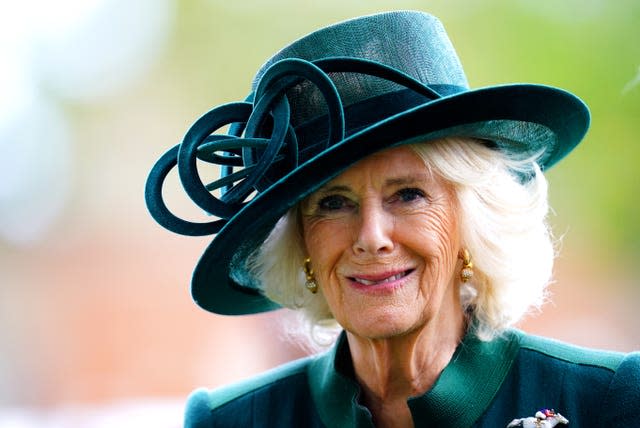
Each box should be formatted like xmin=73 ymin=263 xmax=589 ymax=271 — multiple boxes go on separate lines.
xmin=145 ymin=11 xmax=589 ymax=315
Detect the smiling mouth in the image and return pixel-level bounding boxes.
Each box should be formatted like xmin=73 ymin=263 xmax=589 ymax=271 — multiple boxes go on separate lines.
xmin=350 ymin=269 xmax=414 ymax=286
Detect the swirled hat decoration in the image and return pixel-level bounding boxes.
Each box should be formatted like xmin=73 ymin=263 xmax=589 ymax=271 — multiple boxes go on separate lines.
xmin=145 ymin=11 xmax=589 ymax=315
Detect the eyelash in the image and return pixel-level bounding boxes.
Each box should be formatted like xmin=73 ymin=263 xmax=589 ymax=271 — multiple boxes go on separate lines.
xmin=317 ymin=195 xmax=353 ymax=211
xmin=393 ymin=188 xmax=426 ymax=203
xmin=315 ymin=188 xmax=426 ymax=212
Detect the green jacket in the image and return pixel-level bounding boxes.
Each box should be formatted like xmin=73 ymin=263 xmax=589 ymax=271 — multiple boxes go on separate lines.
xmin=185 ymin=329 xmax=640 ymax=427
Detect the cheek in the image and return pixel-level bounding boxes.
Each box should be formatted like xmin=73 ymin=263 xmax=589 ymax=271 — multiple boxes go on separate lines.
xmin=302 ymin=219 xmax=352 ymax=275
xmin=434 ymin=214 xmax=459 ymax=259
xmin=412 ymin=206 xmax=460 ymax=266
xmin=302 ymin=221 xmax=348 ymax=314
xmin=302 ymin=221 xmax=325 ymax=257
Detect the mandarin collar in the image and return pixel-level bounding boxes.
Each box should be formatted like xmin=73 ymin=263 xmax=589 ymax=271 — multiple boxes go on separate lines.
xmin=308 ymin=329 xmax=521 ymax=428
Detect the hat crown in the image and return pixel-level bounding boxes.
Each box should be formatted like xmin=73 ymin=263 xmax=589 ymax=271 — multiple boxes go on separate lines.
xmin=252 ymin=11 xmax=469 ymax=129
xmin=252 ymin=11 xmax=469 ymax=126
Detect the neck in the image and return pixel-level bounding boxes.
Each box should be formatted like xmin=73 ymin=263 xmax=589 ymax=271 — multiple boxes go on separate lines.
xmin=345 ymin=301 xmax=466 ymax=427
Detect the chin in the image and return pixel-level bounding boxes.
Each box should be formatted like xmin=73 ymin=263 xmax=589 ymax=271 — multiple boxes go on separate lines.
xmin=345 ymin=313 xmax=424 ymax=340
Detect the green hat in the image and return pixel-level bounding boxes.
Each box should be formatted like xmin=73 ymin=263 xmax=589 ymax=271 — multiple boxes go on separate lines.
xmin=145 ymin=11 xmax=589 ymax=315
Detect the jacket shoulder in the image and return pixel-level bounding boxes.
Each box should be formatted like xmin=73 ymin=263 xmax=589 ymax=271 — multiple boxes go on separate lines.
xmin=516 ymin=331 xmax=626 ymax=371
xmin=515 ymin=332 xmax=640 ymax=423
xmin=477 ymin=331 xmax=638 ymax=426
xmin=184 ymin=356 xmax=314 ymax=428
xmin=600 ymin=352 xmax=640 ymax=423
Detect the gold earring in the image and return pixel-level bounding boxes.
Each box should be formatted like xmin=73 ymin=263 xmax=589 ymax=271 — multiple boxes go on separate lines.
xmin=460 ymin=249 xmax=474 ymax=282
xmin=303 ymin=258 xmax=318 ymax=294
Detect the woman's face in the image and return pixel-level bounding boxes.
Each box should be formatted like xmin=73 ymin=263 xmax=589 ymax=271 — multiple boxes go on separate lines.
xmin=301 ymin=146 xmax=463 ymax=339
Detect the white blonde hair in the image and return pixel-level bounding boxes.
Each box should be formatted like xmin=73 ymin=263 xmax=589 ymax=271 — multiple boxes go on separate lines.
xmin=248 ymin=137 xmax=554 ymax=345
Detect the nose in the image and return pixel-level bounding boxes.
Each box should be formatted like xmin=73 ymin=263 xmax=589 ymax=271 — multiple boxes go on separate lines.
xmin=352 ymin=200 xmax=394 ymax=255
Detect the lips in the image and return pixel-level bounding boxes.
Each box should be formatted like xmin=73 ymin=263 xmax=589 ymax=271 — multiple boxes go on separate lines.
xmin=350 ymin=269 xmax=414 ymax=286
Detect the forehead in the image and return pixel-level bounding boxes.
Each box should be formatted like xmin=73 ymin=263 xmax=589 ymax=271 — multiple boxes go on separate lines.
xmin=325 ymin=145 xmax=431 ymax=186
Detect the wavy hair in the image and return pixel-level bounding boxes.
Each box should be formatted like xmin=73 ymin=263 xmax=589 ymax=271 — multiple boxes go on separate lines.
xmin=247 ymin=137 xmax=554 ymax=345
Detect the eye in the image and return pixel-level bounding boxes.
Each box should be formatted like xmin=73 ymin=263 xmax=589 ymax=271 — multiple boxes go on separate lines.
xmin=318 ymin=194 xmax=354 ymax=211
xmin=394 ymin=188 xmax=426 ymax=203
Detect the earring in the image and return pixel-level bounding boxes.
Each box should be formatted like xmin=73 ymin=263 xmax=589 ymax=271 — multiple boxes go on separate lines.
xmin=460 ymin=249 xmax=474 ymax=282
xmin=303 ymin=258 xmax=318 ymax=294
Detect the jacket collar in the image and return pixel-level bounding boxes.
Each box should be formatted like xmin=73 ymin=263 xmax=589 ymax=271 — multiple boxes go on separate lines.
xmin=307 ymin=329 xmax=521 ymax=428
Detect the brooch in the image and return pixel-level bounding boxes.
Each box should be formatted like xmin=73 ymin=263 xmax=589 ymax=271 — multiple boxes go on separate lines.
xmin=507 ymin=409 xmax=569 ymax=427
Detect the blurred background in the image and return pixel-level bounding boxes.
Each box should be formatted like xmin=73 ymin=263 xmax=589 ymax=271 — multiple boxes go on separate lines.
xmin=1 ymin=0 xmax=638 ymax=426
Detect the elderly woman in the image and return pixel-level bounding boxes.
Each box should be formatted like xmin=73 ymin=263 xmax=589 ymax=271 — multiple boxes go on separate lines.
xmin=146 ymin=11 xmax=639 ymax=428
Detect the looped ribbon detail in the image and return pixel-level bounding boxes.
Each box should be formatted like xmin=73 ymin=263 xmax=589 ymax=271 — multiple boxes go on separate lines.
xmin=144 ymin=57 xmax=442 ymax=236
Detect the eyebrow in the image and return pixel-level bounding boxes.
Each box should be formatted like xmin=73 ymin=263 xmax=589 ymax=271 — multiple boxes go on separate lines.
xmin=384 ymin=174 xmax=429 ymax=187
xmin=317 ymin=173 xmax=430 ymax=193
xmin=316 ymin=184 xmax=351 ymax=194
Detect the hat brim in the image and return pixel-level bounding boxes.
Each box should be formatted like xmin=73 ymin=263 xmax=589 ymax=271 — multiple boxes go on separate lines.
xmin=191 ymin=83 xmax=589 ymax=315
